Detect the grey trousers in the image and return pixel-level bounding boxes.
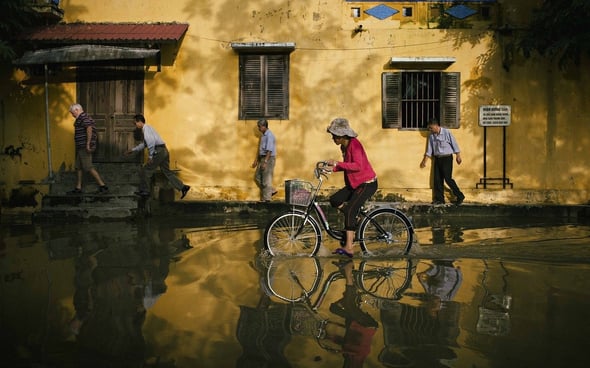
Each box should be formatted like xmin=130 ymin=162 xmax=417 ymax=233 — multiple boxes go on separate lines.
xmin=255 ymin=156 xmax=276 ymax=200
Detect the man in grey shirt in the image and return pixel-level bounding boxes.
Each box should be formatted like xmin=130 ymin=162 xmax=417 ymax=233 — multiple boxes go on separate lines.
xmin=251 ymin=119 xmax=277 ymax=202
xmin=420 ymin=118 xmax=465 ymax=205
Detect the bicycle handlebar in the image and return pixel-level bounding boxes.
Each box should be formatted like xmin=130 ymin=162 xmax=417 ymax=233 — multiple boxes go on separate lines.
xmin=315 ymin=161 xmax=333 ymax=179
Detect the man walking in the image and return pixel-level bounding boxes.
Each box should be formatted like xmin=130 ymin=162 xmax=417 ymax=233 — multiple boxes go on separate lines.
xmin=125 ymin=114 xmax=190 ymax=199
xmin=67 ymin=104 xmax=108 ymax=194
xmin=420 ymin=118 xmax=465 ymax=205
xmin=251 ymin=119 xmax=277 ymax=202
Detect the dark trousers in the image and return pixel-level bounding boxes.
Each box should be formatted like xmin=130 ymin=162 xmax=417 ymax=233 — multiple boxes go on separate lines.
xmin=433 ymin=156 xmax=463 ymax=203
xmin=329 ymin=180 xmax=378 ymax=230
xmin=139 ymin=145 xmax=184 ymax=192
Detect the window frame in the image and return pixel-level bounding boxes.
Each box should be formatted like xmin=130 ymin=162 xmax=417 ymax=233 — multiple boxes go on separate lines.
xmin=238 ymin=53 xmax=290 ymax=120
xmin=382 ymin=71 xmax=460 ymax=130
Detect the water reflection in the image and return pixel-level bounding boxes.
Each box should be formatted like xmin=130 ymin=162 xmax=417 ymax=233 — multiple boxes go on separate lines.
xmin=379 ymin=259 xmax=462 ymax=367
xmin=1 ymin=220 xmax=590 ymax=367
xmin=475 ymin=260 xmax=512 ymax=337
xmin=1 ymin=221 xmax=192 ymax=368
xmin=254 ymin=257 xmax=463 ymax=367
xmin=66 ymin=221 xmax=189 ymax=367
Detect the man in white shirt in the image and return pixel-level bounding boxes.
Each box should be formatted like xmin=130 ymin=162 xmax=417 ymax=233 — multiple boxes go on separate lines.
xmin=420 ymin=118 xmax=465 ymax=205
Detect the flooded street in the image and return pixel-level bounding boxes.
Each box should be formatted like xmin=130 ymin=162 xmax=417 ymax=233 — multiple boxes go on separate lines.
xmin=1 ymin=215 xmax=590 ymax=368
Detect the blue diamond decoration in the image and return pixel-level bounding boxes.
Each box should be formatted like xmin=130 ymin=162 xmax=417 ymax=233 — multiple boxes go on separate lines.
xmin=445 ymin=5 xmax=478 ymax=20
xmin=365 ymin=4 xmax=398 ymax=20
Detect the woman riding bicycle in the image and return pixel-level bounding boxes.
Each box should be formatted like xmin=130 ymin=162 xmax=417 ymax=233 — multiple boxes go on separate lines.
xmin=326 ymin=118 xmax=378 ymax=258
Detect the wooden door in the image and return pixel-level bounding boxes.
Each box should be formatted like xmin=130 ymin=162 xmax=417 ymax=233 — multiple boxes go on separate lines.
xmin=77 ymin=65 xmax=144 ymax=163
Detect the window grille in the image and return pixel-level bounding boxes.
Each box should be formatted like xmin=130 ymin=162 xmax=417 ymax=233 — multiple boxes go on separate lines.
xmin=382 ymin=71 xmax=460 ymax=129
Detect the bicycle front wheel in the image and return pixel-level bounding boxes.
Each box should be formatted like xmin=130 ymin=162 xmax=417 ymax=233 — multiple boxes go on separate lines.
xmin=358 ymin=208 xmax=413 ymax=256
xmin=265 ymin=257 xmax=322 ymax=303
xmin=357 ymin=259 xmax=415 ymax=301
xmin=264 ymin=210 xmax=322 ymax=256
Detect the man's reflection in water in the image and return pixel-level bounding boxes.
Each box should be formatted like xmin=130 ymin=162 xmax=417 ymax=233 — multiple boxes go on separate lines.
xmin=379 ymin=260 xmax=463 ymax=368
xmin=430 ymin=217 xmax=464 ymax=245
xmin=68 ymin=223 xmax=186 ymax=367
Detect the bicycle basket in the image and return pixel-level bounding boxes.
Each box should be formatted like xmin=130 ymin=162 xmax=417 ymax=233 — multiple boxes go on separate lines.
xmin=285 ymin=179 xmax=313 ymax=206
xmin=289 ymin=304 xmax=323 ymax=337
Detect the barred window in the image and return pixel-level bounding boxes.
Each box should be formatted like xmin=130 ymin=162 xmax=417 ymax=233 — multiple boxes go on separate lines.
xmin=382 ymin=71 xmax=460 ymax=129
xmin=238 ymin=54 xmax=289 ymax=120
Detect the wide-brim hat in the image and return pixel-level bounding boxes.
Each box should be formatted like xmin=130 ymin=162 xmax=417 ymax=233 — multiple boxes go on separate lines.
xmin=327 ymin=118 xmax=358 ymax=138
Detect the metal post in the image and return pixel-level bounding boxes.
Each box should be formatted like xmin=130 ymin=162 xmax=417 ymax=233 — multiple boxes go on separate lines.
xmin=483 ymin=126 xmax=487 ymax=189
xmin=502 ymin=126 xmax=506 ymax=189
xmin=44 ymin=64 xmax=54 ymax=181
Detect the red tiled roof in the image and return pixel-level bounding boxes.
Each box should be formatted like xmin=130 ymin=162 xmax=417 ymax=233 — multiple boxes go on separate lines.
xmin=21 ymin=23 xmax=189 ymax=44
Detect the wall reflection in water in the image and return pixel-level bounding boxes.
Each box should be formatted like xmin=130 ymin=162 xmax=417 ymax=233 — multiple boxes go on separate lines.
xmin=1 ymin=221 xmax=590 ymax=367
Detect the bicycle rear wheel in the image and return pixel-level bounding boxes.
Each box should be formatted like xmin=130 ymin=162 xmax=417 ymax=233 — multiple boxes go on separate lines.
xmin=358 ymin=208 xmax=413 ymax=256
xmin=264 ymin=210 xmax=322 ymax=256
xmin=358 ymin=259 xmax=415 ymax=301
xmin=264 ymin=257 xmax=323 ymax=303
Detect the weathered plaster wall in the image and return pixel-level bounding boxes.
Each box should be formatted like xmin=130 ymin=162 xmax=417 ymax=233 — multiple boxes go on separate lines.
xmin=1 ymin=0 xmax=588 ymax=205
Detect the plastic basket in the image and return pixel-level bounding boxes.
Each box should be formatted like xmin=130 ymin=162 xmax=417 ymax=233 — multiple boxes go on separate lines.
xmin=285 ymin=179 xmax=313 ymax=206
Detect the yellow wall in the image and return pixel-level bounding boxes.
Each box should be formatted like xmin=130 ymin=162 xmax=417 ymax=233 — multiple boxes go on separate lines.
xmin=1 ymin=0 xmax=588 ymax=205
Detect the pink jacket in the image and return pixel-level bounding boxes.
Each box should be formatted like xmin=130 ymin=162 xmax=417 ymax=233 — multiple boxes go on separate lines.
xmin=334 ymin=138 xmax=377 ymax=189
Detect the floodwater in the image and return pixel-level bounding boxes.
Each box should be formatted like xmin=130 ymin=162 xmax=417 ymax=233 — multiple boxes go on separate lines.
xmin=1 ymin=214 xmax=590 ymax=368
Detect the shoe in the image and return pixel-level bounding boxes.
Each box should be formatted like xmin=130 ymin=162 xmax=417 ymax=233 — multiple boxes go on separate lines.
xmin=332 ymin=259 xmax=353 ymax=269
xmin=181 ymin=185 xmax=190 ymax=199
xmin=454 ymin=196 xmax=465 ymax=205
xmin=67 ymin=188 xmax=83 ymax=195
xmin=96 ymin=185 xmax=109 ymax=194
xmin=134 ymin=190 xmax=150 ymax=197
xmin=431 ymin=201 xmax=445 ymax=205
xmin=332 ymin=248 xmax=353 ymax=258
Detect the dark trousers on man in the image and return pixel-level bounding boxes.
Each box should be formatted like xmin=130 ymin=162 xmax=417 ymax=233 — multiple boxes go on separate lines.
xmin=433 ymin=155 xmax=464 ymax=203
xmin=139 ymin=145 xmax=184 ymax=193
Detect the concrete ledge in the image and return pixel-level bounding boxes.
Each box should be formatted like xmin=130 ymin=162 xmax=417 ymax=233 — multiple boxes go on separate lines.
xmin=4 ymin=198 xmax=589 ymax=225
xmin=158 ymin=200 xmax=590 ymax=221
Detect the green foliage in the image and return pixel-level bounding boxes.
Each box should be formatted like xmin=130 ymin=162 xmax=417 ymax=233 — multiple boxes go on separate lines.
xmin=433 ymin=3 xmax=454 ymax=29
xmin=0 ymin=0 xmax=41 ymax=61
xmin=517 ymin=0 xmax=590 ymax=70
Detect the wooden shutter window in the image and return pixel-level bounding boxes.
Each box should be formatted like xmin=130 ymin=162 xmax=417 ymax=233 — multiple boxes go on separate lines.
xmin=440 ymin=72 xmax=460 ymax=128
xmin=382 ymin=72 xmax=402 ymax=129
xmin=239 ymin=54 xmax=289 ymax=120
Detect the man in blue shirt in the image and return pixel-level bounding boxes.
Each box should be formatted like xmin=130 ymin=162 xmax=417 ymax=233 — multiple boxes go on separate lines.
xmin=420 ymin=119 xmax=465 ymax=205
xmin=251 ymin=119 xmax=277 ymax=202
xmin=126 ymin=114 xmax=190 ymax=199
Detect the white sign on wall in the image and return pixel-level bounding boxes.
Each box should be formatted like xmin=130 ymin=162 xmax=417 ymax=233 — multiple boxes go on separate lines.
xmin=479 ymin=105 xmax=511 ymax=126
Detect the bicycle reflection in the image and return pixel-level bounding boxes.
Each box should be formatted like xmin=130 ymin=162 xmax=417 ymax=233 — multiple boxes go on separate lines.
xmin=237 ymin=257 xmax=416 ymax=367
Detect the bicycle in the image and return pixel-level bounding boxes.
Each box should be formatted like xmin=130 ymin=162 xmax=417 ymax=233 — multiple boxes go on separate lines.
xmin=264 ymin=257 xmax=416 ymax=304
xmin=263 ymin=161 xmax=415 ymax=257
xmin=262 ymin=257 xmax=416 ymax=351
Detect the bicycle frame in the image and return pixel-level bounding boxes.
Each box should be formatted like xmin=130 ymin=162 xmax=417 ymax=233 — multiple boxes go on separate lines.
xmin=291 ymin=163 xmax=345 ymax=240
xmin=290 ymin=260 xmax=414 ymax=312
xmin=292 ymin=162 xmax=413 ymax=245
